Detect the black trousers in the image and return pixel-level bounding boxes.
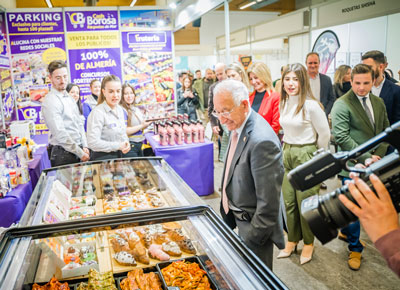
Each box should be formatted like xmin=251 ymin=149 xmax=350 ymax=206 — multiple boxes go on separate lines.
xmin=48 ymin=145 xmax=80 ymax=167
xmin=91 ymin=151 xmax=122 ymax=161
xmin=123 ymin=141 xmax=143 ymax=158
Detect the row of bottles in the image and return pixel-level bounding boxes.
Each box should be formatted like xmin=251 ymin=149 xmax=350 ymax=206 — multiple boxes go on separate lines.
xmin=154 ymin=115 xmax=205 ymax=146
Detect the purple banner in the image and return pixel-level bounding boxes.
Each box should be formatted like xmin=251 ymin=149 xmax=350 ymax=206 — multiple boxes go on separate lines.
xmin=69 ymin=47 xmax=122 ymax=88
xmin=0 ymin=12 xmax=9 ymax=69
xmin=9 ymin=34 xmax=65 ymax=55
xmin=7 ymin=12 xmax=63 ymax=34
xmin=17 ymin=104 xmax=48 ymax=135
xmin=65 ymin=10 xmax=118 ymax=32
xmin=122 ymin=31 xmax=171 ymax=53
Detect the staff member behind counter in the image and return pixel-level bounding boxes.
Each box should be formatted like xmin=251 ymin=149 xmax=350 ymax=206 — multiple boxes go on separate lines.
xmin=120 ymin=84 xmax=151 ymax=157
xmin=42 ymin=60 xmax=90 ymax=167
xmin=87 ymin=75 xmax=131 ymax=160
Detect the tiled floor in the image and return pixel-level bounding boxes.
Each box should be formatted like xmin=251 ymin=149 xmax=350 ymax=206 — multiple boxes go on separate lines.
xmin=200 ymin=143 xmax=399 ymax=289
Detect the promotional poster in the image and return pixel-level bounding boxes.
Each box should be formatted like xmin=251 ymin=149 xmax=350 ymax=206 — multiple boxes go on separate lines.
xmin=65 ymin=10 xmax=122 ymax=98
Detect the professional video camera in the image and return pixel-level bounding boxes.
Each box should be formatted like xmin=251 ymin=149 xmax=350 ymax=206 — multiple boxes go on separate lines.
xmin=287 ymin=121 xmax=400 ymax=244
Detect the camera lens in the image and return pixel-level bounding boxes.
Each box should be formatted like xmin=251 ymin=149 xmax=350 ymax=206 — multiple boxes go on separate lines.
xmin=301 ymin=185 xmax=358 ymax=244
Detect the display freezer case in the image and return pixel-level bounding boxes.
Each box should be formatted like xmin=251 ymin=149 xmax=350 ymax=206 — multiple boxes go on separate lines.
xmin=18 ymin=157 xmax=205 ymax=227
xmin=0 ymin=206 xmax=288 ymax=290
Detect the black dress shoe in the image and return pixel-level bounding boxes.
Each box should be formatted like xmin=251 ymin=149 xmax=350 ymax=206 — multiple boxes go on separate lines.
xmin=321 ymin=182 xmax=327 ymax=189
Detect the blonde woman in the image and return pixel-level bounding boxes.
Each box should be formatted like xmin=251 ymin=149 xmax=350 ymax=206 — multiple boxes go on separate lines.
xmin=226 ymin=62 xmax=251 ymax=90
xmin=247 ymin=62 xmax=280 ymax=134
xmin=87 ymin=75 xmax=130 ymax=161
xmin=278 ymin=63 xmax=330 ymax=265
xmin=333 ymin=65 xmax=352 ymax=99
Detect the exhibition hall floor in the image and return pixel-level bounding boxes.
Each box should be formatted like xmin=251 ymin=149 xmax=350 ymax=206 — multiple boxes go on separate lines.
xmin=202 ymin=145 xmax=399 ymax=290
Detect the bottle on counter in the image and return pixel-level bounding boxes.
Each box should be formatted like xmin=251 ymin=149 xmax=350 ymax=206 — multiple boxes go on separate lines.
xmin=154 ymin=121 xmax=159 ymax=135
xmin=173 ymin=121 xmax=183 ymax=145
xmin=0 ymin=164 xmax=11 ymax=198
xmin=197 ymin=120 xmax=205 ymax=143
xmin=159 ymin=123 xmax=169 ymax=146
xmin=166 ymin=121 xmax=176 ymax=146
xmin=191 ymin=120 xmax=199 ymax=143
xmin=183 ymin=121 xmax=192 ymax=144
xmin=183 ymin=113 xmax=189 ymax=122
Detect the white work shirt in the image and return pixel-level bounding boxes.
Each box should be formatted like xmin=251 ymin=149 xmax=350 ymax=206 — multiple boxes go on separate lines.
xmin=309 ymin=74 xmax=321 ymax=101
xmin=85 ymin=94 xmax=98 ymax=110
xmin=41 ymin=88 xmax=87 ymax=158
xmin=87 ymin=102 xmax=128 ymax=152
xmin=356 ymin=93 xmax=375 ymax=123
xmin=371 ymin=78 xmax=385 ymax=98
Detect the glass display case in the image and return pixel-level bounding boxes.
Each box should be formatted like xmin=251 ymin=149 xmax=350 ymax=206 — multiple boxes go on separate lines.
xmin=0 ymin=206 xmax=288 ymax=290
xmin=19 ymin=157 xmax=205 ymax=227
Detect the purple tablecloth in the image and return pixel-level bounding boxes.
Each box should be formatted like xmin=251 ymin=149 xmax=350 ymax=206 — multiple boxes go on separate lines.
xmin=0 ymin=182 xmax=33 ymax=228
xmin=0 ymin=134 xmax=50 ymax=228
xmin=145 ymin=133 xmax=214 ymax=196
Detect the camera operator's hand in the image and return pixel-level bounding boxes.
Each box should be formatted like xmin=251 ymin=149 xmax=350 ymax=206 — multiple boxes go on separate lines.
xmin=365 ymin=155 xmax=381 ymax=167
xmin=339 ymin=174 xmax=399 ymax=243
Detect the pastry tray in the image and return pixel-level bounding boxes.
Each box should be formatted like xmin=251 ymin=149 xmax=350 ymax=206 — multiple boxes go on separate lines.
xmin=156 ymin=256 xmax=219 ymax=290
xmin=114 ymin=266 xmax=166 ymax=290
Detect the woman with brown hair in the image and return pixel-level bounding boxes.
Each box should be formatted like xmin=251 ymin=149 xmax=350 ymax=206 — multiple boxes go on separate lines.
xmin=120 ymin=83 xmax=151 ymax=157
xmin=177 ymin=76 xmax=199 ymax=120
xmin=333 ymin=64 xmax=352 ymax=99
xmin=83 ymin=79 xmax=101 ymax=130
xmin=247 ymin=62 xmax=280 ymax=134
xmin=278 ymin=63 xmax=330 ymax=265
xmin=87 ymin=75 xmax=130 ymax=161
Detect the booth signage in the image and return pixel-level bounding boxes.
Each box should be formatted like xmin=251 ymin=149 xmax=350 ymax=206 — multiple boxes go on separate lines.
xmin=66 ymin=9 xmax=122 ymax=98
xmin=7 ymin=10 xmax=66 ymax=134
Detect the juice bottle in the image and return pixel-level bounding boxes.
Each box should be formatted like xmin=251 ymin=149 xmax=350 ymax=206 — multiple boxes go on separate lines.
xmin=191 ymin=120 xmax=199 ymax=143
xmin=183 ymin=121 xmax=192 ymax=144
xmin=173 ymin=121 xmax=183 ymax=145
xmin=166 ymin=121 xmax=176 ymax=146
xmin=159 ymin=124 xmax=168 ymax=146
xmin=197 ymin=120 xmax=205 ymax=143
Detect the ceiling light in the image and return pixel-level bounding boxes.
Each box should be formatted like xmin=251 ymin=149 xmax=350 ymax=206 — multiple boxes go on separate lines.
xmin=45 ymin=0 xmax=53 ymax=8
xmin=130 ymin=0 xmax=137 ymax=7
xmin=239 ymin=1 xmax=257 ymax=10
xmin=169 ymin=2 xmax=177 ymax=9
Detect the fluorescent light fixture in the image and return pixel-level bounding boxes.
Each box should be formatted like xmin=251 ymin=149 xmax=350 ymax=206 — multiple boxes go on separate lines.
xmin=45 ymin=0 xmax=53 ymax=8
xmin=169 ymin=2 xmax=177 ymax=9
xmin=239 ymin=1 xmax=257 ymax=10
xmin=157 ymin=19 xmax=165 ymax=27
xmin=130 ymin=0 xmax=137 ymax=7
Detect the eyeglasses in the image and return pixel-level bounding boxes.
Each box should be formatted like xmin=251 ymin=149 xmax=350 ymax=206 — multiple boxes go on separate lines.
xmin=212 ymin=107 xmax=236 ymax=118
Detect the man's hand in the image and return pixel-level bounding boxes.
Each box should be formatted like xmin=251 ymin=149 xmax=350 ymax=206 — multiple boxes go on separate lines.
xmin=81 ymin=152 xmax=90 ymax=162
xmin=365 ymin=155 xmax=381 ymax=167
xmin=212 ymin=126 xmax=220 ymax=135
xmin=339 ymin=174 xmax=399 ymax=243
xmin=120 ymin=141 xmax=131 ymax=154
xmin=83 ymin=147 xmax=90 ymax=155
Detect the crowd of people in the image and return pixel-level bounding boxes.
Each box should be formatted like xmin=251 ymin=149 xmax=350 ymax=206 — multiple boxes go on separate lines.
xmin=42 ymin=49 xmax=400 ymax=277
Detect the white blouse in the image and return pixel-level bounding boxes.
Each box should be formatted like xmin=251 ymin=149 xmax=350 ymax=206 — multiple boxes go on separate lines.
xmin=279 ymin=95 xmax=330 ymax=149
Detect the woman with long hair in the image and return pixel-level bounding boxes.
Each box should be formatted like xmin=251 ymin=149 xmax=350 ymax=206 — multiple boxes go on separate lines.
xmin=247 ymin=62 xmax=280 ymax=134
xmin=120 ymin=84 xmax=151 ymax=157
xmin=83 ymin=79 xmax=101 ymax=130
xmin=333 ymin=65 xmax=352 ymax=99
xmin=226 ymin=62 xmax=251 ymax=90
xmin=177 ymin=76 xmax=199 ymax=120
xmin=66 ymin=83 xmax=83 ymax=115
xmin=87 ymin=75 xmax=130 ymax=161
xmin=278 ymin=63 xmax=330 ymax=265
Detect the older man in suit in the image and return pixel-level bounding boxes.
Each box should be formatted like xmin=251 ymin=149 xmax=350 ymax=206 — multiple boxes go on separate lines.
xmin=331 ymin=64 xmax=389 ymax=271
xmin=306 ymin=52 xmax=335 ymax=116
xmin=362 ymin=50 xmax=400 ymax=125
xmin=213 ymin=79 xmax=285 ymax=269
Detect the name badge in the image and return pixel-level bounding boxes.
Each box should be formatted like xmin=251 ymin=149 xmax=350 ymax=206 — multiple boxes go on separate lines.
xmin=107 ymin=123 xmax=117 ymax=129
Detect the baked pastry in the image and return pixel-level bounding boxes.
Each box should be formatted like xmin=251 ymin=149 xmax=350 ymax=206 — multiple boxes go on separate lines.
xmin=130 ymin=240 xmax=150 ymax=264
xmin=110 ymin=237 xmax=130 ymax=253
xmin=121 ymin=269 xmax=162 ymax=290
xmin=162 ymin=241 xmax=182 ymax=256
xmin=148 ymin=244 xmax=170 ymax=261
xmin=166 ymin=229 xmax=185 ymax=242
xmin=32 ymin=277 xmax=70 ymax=290
xmin=162 ymin=222 xmax=182 ymax=231
xmin=152 ymin=232 xmax=168 ymax=244
xmin=177 ymin=238 xmax=196 ymax=254
xmin=113 ymin=251 xmax=137 ymax=266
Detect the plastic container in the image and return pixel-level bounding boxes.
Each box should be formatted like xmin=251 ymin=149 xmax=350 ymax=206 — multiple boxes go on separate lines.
xmin=159 ymin=124 xmax=169 ymax=146
xmin=166 ymin=121 xmax=176 ymax=146
xmin=183 ymin=121 xmax=192 ymax=144
xmin=191 ymin=120 xmax=199 ymax=143
xmin=198 ymin=121 xmax=205 ymax=143
xmin=173 ymin=121 xmax=183 ymax=145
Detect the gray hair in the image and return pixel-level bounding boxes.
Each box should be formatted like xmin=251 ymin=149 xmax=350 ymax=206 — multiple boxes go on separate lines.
xmin=214 ymin=79 xmax=249 ymax=106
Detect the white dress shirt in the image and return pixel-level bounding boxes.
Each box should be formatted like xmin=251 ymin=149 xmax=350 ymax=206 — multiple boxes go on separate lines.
xmin=87 ymin=102 xmax=129 ymax=152
xmin=309 ymin=74 xmax=321 ymax=101
xmin=85 ymin=94 xmax=98 ymax=109
xmin=279 ymin=95 xmax=330 ymax=149
xmin=371 ymin=77 xmax=385 ymax=98
xmin=42 ymin=88 xmax=87 ymax=158
xmin=356 ymin=93 xmax=375 ymax=123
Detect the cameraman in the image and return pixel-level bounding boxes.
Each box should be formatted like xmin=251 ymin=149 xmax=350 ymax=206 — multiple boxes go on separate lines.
xmin=339 ymin=174 xmax=400 ymax=277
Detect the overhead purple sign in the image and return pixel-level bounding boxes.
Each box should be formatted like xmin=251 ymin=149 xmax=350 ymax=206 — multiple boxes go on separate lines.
xmin=122 ymin=30 xmax=171 ymax=53
xmin=65 ymin=10 xmax=118 ymax=32
xmin=0 ymin=12 xmax=9 ymax=69
xmin=7 ymin=12 xmax=63 ymax=34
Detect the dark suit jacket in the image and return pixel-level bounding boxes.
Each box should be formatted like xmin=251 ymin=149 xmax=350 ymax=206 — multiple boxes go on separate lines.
xmin=331 ymin=90 xmax=390 ymax=177
xmin=221 ymin=111 xmax=285 ymax=248
xmin=319 ymin=73 xmax=335 ymax=116
xmin=379 ymin=79 xmax=400 ymax=125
